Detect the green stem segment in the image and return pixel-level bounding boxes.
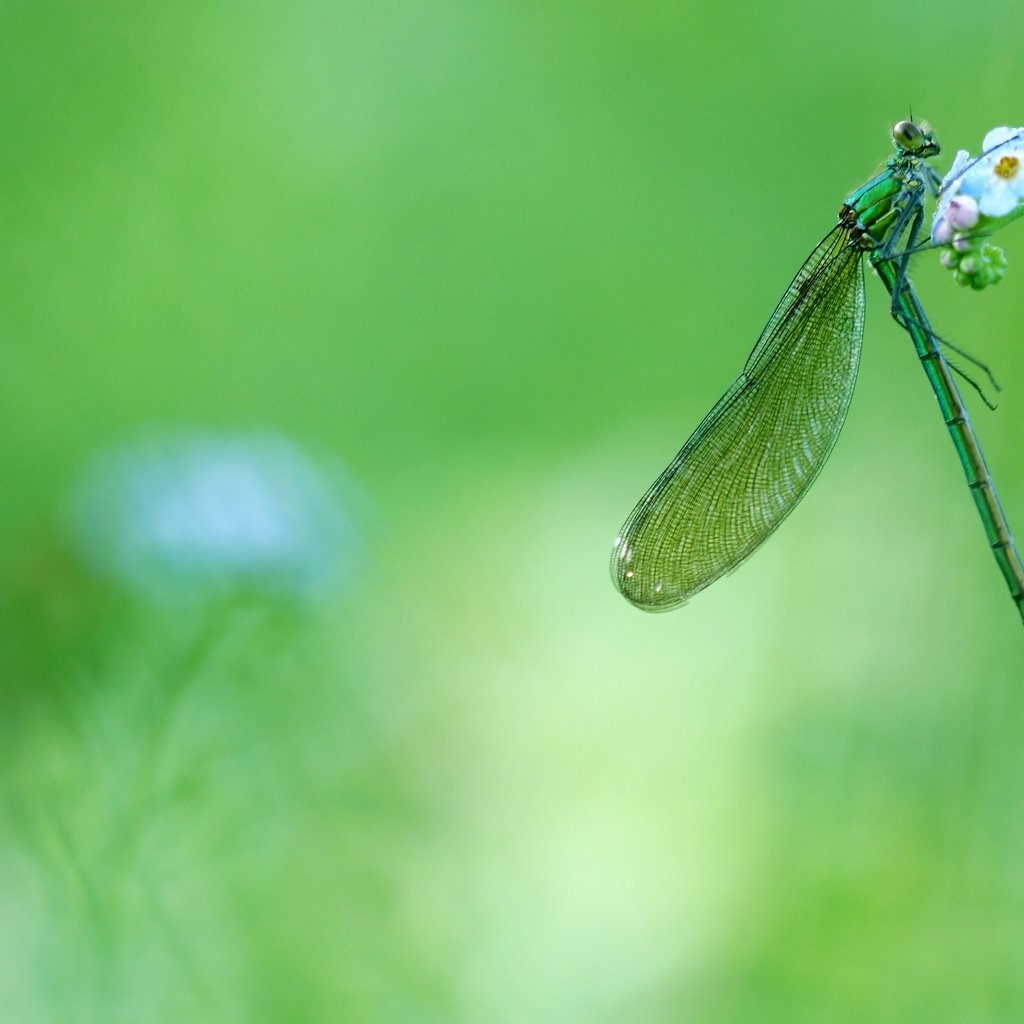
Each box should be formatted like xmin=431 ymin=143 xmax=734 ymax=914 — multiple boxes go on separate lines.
xmin=872 ymin=254 xmax=1024 ymax=622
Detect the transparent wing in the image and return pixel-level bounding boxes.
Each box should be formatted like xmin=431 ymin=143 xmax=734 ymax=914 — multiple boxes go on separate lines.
xmin=611 ymin=226 xmax=865 ymax=611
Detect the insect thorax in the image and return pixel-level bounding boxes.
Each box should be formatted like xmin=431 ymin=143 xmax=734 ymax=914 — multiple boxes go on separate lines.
xmin=840 ymin=156 xmax=929 ymax=253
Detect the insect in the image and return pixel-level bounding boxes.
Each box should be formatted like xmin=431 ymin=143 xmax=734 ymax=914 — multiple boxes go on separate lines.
xmin=610 ymin=120 xmax=1024 ymax=623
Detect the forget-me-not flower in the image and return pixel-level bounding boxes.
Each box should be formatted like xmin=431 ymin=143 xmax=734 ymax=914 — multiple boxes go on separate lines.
xmin=931 ymin=126 xmax=1024 ymax=289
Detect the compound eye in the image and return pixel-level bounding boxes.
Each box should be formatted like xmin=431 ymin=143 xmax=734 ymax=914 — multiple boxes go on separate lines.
xmin=893 ymin=120 xmax=924 ymax=151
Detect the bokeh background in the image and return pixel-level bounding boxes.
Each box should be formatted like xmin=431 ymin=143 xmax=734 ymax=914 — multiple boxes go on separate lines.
xmin=2 ymin=0 xmax=1023 ymax=1020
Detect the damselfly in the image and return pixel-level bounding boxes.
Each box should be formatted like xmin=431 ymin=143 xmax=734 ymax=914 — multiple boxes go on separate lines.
xmin=611 ymin=120 xmax=1024 ymax=623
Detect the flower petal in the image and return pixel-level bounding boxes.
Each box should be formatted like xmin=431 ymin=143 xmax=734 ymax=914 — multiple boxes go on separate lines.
xmin=978 ymin=182 xmax=1020 ymax=218
xmin=982 ymin=126 xmax=1024 ymax=152
xmin=940 ymin=148 xmax=972 ymax=190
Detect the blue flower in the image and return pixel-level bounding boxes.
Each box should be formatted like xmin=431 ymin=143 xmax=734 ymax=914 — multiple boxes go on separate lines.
xmin=931 ymin=127 xmax=1024 ymax=289
xmin=72 ymin=430 xmax=363 ymax=600
xmin=932 ymin=148 xmax=972 ymax=244
xmin=972 ymin=126 xmax=1024 ymax=217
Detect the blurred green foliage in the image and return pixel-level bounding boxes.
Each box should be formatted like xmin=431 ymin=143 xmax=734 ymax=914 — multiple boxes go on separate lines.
xmin=1 ymin=0 xmax=1023 ymax=1020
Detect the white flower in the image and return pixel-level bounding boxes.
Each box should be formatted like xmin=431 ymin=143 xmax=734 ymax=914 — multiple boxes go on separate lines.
xmin=931 ymin=127 xmax=1024 ymax=247
xmin=972 ymin=126 xmax=1024 ymax=217
xmin=937 ymin=148 xmax=972 ymax=203
xmin=931 ymin=148 xmax=972 ymax=244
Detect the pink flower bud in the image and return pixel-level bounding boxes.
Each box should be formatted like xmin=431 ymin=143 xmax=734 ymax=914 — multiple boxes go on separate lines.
xmin=947 ymin=194 xmax=980 ymax=230
xmin=932 ymin=218 xmax=953 ymax=245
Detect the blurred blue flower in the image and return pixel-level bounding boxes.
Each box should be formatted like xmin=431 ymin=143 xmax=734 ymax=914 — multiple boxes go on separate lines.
xmin=71 ymin=430 xmax=364 ymax=600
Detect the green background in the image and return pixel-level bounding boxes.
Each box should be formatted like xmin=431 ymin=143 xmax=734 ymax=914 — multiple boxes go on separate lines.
xmin=2 ymin=0 xmax=1023 ymax=1020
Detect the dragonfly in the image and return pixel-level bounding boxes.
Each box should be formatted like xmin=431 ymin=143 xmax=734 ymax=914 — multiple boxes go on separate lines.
xmin=610 ymin=119 xmax=1024 ymax=623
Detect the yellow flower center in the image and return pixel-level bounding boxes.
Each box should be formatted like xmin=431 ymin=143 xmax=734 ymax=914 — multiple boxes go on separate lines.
xmin=995 ymin=155 xmax=1020 ymax=180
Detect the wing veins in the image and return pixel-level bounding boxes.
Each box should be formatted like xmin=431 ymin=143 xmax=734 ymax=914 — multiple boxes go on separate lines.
xmin=613 ymin=225 xmax=865 ymax=611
